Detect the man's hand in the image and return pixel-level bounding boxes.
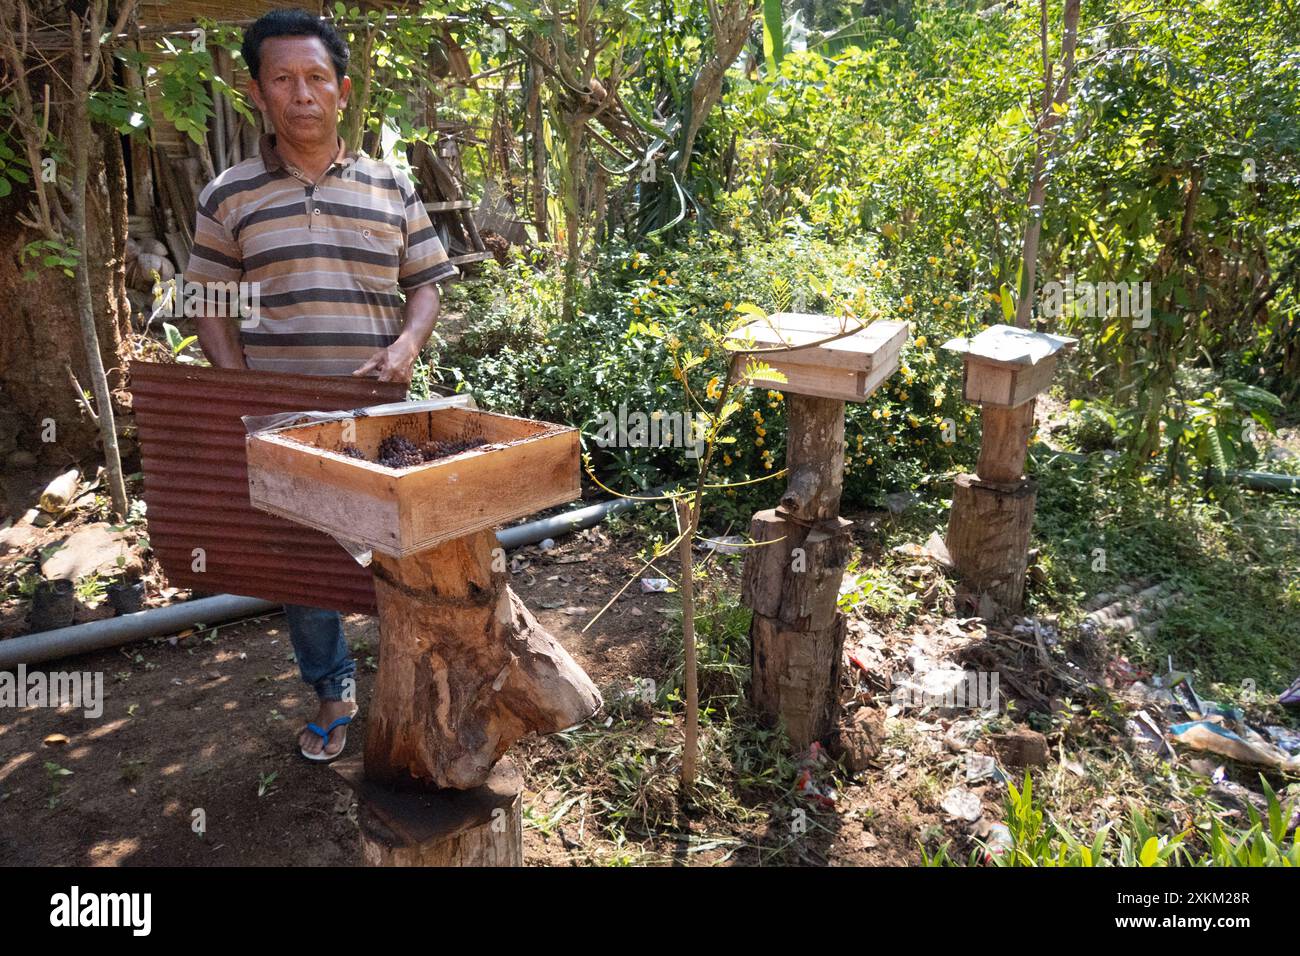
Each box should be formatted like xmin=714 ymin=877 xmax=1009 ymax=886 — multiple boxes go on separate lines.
xmin=353 ymin=337 xmax=421 ymax=382
xmin=196 ymin=315 xmax=249 ymax=370
xmin=355 ymin=283 xmax=442 ymax=382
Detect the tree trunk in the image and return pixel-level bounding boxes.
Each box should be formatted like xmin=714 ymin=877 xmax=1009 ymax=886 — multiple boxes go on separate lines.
xmin=946 ymin=474 xmax=1037 ymax=613
xmin=743 ymin=509 xmax=854 ymax=750
xmin=1015 ymin=0 xmax=1082 ymax=328
xmin=341 ymin=758 xmax=524 ymax=867
xmin=0 ymin=122 xmax=130 ymax=471
xmin=779 ymin=394 xmax=845 ymax=521
xmin=364 ymin=528 xmax=602 ymax=789
xmin=742 ymin=391 xmax=855 ymax=748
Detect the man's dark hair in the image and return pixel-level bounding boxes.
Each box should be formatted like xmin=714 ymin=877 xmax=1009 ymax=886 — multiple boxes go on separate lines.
xmin=241 ymin=8 xmax=349 ymax=82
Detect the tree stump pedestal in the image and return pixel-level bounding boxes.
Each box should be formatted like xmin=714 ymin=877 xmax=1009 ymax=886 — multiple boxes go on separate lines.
xmin=942 ymin=326 xmax=1075 ymax=615
xmin=334 ymin=756 xmax=524 ymax=867
xmin=346 ymin=529 xmax=599 ymax=866
xmin=725 ymin=315 xmax=906 ymax=749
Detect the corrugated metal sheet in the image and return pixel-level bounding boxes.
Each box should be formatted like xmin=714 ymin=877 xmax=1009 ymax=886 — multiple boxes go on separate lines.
xmin=129 ymin=361 xmax=406 ymax=614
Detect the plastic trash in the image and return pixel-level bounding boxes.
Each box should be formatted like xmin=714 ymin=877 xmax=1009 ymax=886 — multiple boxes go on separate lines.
xmin=941 ymin=787 xmax=983 ymax=822
xmin=1169 ymin=720 xmax=1300 ymax=771
xmin=982 ymin=822 xmax=1014 ymax=863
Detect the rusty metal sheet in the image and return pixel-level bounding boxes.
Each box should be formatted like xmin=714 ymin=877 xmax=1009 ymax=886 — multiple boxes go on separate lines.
xmin=129 ymin=361 xmax=406 ymax=614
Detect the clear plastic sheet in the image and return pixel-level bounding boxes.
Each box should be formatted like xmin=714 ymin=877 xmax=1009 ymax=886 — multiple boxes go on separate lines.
xmin=242 ymin=393 xmax=478 ymax=566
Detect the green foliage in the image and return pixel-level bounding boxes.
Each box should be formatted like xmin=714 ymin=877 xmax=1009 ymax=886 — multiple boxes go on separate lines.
xmin=441 ymin=228 xmax=979 ymax=526
xmin=87 ymin=84 xmax=150 ymax=137
xmin=20 ymin=237 xmax=78 ymax=279
xmin=661 ymin=576 xmax=752 ymax=713
xmin=714 ymin=0 xmax=1298 ymax=457
xmin=128 ymin=23 xmax=256 ymax=148
xmin=0 ymin=100 xmax=31 ymax=199
xmin=162 ymin=322 xmax=200 ymax=364
xmin=981 ymin=771 xmax=1298 ymax=867
xmin=1031 ymin=455 xmax=1300 ymax=697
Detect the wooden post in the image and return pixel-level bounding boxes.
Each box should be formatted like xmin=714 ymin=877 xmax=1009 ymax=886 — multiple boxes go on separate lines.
xmin=943 ymin=326 xmax=1076 ymax=615
xmin=975 ymin=401 xmax=1036 ymax=483
xmin=742 ymin=394 xmax=854 ymax=749
xmin=726 ymin=315 xmax=906 ymax=750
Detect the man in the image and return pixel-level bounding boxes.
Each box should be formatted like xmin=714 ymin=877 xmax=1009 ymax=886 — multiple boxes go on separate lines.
xmin=189 ymin=9 xmax=457 ymax=761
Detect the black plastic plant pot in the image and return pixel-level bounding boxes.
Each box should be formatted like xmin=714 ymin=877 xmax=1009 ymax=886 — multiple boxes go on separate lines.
xmin=30 ymin=578 xmax=76 ymax=631
xmin=108 ymin=580 xmax=146 ymax=615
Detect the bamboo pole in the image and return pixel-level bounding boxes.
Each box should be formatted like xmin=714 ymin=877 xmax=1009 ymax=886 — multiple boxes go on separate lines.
xmin=675 ymin=497 xmax=698 ymax=787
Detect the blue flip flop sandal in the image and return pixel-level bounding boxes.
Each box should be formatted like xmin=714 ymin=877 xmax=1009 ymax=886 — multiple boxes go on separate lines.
xmin=300 ymin=713 xmax=354 ymax=763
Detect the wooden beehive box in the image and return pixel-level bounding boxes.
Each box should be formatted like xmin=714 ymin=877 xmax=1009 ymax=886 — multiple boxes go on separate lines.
xmin=247 ymin=406 xmax=580 ymax=557
xmin=942 ymin=325 xmax=1077 ymax=408
xmin=724 ymin=314 xmax=908 ymax=402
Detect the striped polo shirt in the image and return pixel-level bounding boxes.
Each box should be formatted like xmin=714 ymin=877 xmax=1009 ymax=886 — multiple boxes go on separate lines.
xmin=186 ymin=134 xmax=457 ymax=376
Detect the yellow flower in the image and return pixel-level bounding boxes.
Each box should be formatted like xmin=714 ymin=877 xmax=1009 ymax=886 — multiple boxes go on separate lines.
xmin=943 ymin=301 xmax=953 ymax=310
xmin=882 ymin=408 xmax=891 ymax=419
xmin=724 ymin=301 xmax=734 ymax=311
xmin=753 ymin=410 xmax=763 ymax=422
xmin=722 ymin=453 xmax=733 ymax=466
xmin=931 ymin=295 xmax=941 ymax=306
xmin=763 ymin=458 xmax=773 ymax=470
xmin=658 ymin=269 xmax=667 ymax=277
xmin=865 ymin=456 xmax=873 ymax=465
xmin=871 ymin=408 xmax=881 ymax=420
xmin=928 ymin=256 xmax=938 ymax=265
xmin=756 ymin=426 xmax=766 ymax=437
xmin=914 ymin=335 xmax=927 ymax=348
xmin=755 ymin=437 xmax=764 ymax=447
xmin=903 ymin=295 xmax=913 ymax=308
xmin=706 ymin=376 xmax=722 ymax=400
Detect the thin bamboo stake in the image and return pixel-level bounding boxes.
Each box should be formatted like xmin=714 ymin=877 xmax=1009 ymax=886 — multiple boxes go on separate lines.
xmin=675 ymin=496 xmax=698 ymax=788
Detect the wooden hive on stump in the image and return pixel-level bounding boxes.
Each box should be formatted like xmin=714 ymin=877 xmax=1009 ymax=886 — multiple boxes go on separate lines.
xmin=941 ymin=325 xmax=1076 ymax=613
xmin=246 ymin=402 xmax=601 ymax=866
xmin=726 ymin=314 xmax=906 ymax=749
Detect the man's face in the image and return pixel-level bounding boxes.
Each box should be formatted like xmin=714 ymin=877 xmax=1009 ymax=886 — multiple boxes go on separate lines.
xmin=249 ymin=36 xmax=351 ymax=148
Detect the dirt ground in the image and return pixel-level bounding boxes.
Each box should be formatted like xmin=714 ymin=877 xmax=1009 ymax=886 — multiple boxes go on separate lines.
xmin=0 ymin=513 xmax=988 ymax=867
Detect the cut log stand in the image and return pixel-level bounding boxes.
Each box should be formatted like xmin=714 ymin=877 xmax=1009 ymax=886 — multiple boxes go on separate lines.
xmin=727 ymin=314 xmax=906 ymax=749
xmin=942 ymin=325 xmax=1076 ymax=614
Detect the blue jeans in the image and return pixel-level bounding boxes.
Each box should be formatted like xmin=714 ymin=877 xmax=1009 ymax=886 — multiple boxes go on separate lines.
xmin=283 ymin=604 xmax=355 ymax=702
